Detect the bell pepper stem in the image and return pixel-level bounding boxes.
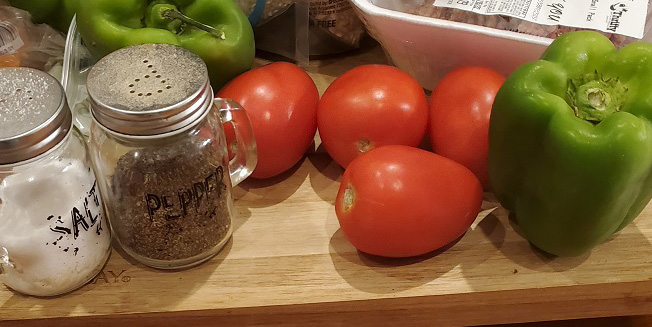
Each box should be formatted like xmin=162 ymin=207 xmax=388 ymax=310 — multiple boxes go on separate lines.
xmin=162 ymin=9 xmax=226 ymax=40
xmin=567 ymin=70 xmax=627 ymax=123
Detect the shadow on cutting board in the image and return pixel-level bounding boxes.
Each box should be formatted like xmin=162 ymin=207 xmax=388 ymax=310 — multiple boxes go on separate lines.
xmin=0 ymin=238 xmax=225 ymax=318
xmin=308 ymin=153 xmax=343 ymax=205
xmin=326 ymin=192 xmax=509 ymax=294
xmin=327 ymin=204 xmax=508 ymax=295
xmin=460 ymin=202 xmax=652 ymax=293
xmin=328 ymin=229 xmax=458 ymax=294
xmin=233 ymin=155 xmax=311 ymax=208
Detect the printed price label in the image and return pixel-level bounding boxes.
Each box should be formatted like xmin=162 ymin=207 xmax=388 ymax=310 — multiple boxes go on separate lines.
xmin=0 ymin=22 xmax=24 ymax=54
xmin=433 ymin=0 xmax=649 ymax=39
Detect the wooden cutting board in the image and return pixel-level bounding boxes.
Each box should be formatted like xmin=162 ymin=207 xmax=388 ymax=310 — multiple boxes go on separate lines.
xmin=3 ymin=44 xmax=652 ymax=327
xmin=1 ymin=153 xmax=652 ymax=327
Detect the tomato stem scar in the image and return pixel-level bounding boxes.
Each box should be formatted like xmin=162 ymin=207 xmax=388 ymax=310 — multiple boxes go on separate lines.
xmin=357 ymin=137 xmax=374 ymax=154
xmin=343 ymin=184 xmax=355 ymax=211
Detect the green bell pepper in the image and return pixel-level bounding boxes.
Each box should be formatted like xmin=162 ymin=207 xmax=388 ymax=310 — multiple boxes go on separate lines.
xmin=76 ymin=0 xmax=255 ymax=90
xmin=8 ymin=0 xmax=78 ymax=32
xmin=489 ymin=31 xmax=652 ymax=257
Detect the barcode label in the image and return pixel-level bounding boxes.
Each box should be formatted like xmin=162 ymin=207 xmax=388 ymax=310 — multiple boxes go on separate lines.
xmin=0 ymin=22 xmax=24 ymax=55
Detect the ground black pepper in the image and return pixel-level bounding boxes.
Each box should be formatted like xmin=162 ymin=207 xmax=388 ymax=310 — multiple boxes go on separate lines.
xmin=111 ymin=137 xmax=231 ymax=261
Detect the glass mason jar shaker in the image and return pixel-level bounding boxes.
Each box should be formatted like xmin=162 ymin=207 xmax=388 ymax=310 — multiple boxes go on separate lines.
xmin=87 ymin=43 xmax=257 ymax=270
xmin=0 ymin=67 xmax=111 ymax=297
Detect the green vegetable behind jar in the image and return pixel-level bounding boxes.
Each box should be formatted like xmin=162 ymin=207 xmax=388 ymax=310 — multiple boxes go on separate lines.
xmin=489 ymin=31 xmax=652 ymax=257
xmin=8 ymin=0 xmax=78 ymax=32
xmin=76 ymin=0 xmax=255 ymax=90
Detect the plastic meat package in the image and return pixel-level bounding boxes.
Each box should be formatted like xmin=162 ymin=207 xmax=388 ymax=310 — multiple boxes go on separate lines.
xmin=380 ymin=0 xmax=652 ymax=47
xmin=0 ymin=3 xmax=65 ymax=74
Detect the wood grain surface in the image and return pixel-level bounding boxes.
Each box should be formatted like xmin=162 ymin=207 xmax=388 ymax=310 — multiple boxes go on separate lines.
xmin=493 ymin=316 xmax=652 ymax=327
xmin=2 ymin=45 xmax=652 ymax=327
xmin=1 ymin=153 xmax=652 ymax=326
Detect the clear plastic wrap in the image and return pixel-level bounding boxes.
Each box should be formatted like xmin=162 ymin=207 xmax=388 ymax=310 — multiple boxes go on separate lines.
xmin=0 ymin=3 xmax=65 ymax=72
xmin=378 ymin=0 xmax=652 ymax=47
xmin=236 ymin=0 xmax=293 ymax=25
xmin=235 ymin=0 xmax=366 ymax=63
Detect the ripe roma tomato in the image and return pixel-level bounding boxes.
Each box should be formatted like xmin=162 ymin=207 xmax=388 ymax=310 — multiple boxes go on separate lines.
xmin=429 ymin=66 xmax=505 ymax=188
xmin=317 ymin=64 xmax=429 ymax=168
xmin=218 ymin=62 xmax=319 ymax=179
xmin=335 ymin=145 xmax=483 ymax=258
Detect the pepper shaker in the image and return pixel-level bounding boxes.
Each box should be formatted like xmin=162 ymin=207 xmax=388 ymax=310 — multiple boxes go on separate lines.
xmin=0 ymin=67 xmax=111 ymax=297
xmin=87 ymin=43 xmax=257 ymax=269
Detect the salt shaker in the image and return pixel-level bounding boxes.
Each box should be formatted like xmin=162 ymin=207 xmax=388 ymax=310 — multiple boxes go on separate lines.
xmin=0 ymin=67 xmax=111 ymax=297
xmin=87 ymin=44 xmax=257 ymax=269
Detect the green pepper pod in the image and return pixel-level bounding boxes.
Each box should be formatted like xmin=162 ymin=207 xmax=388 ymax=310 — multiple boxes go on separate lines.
xmin=8 ymin=0 xmax=78 ymax=32
xmin=489 ymin=31 xmax=652 ymax=257
xmin=76 ymin=0 xmax=255 ymax=90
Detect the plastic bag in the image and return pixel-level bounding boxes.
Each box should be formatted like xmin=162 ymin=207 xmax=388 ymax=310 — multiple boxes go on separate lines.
xmin=236 ymin=0 xmax=367 ymax=64
xmin=237 ymin=0 xmax=293 ymax=25
xmin=381 ymin=0 xmax=652 ymax=47
xmin=0 ymin=3 xmax=65 ymax=73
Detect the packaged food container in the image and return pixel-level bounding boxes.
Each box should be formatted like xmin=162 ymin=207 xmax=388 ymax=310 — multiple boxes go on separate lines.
xmin=351 ymin=0 xmax=554 ymax=90
xmin=350 ymin=0 xmax=652 ymax=90
xmin=87 ymin=43 xmax=257 ymax=270
xmin=349 ymin=0 xmax=549 ymax=90
xmin=0 ymin=67 xmax=111 ymax=297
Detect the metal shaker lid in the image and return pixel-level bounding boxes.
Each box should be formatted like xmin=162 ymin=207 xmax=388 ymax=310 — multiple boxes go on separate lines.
xmin=87 ymin=43 xmax=213 ymax=136
xmin=0 ymin=67 xmax=72 ymax=165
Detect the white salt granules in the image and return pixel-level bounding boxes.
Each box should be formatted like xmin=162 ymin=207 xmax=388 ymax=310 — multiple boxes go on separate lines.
xmin=0 ymin=159 xmax=111 ymax=296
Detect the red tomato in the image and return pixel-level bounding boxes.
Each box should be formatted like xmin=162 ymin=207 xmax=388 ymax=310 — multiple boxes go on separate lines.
xmin=218 ymin=62 xmax=319 ymax=179
xmin=317 ymin=64 xmax=429 ymax=168
xmin=429 ymin=66 xmax=505 ymax=189
xmin=335 ymin=145 xmax=483 ymax=258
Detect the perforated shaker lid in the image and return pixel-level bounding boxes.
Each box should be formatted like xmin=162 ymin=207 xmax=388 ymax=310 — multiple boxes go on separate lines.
xmin=0 ymin=67 xmax=72 ymax=165
xmin=87 ymin=43 xmax=213 ymax=136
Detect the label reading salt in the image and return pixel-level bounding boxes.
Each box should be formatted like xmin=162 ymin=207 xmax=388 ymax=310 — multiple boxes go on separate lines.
xmin=433 ymin=0 xmax=649 ymax=39
xmin=0 ymin=22 xmax=24 ymax=54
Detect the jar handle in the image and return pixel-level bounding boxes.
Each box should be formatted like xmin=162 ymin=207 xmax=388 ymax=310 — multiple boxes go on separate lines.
xmin=214 ymin=98 xmax=257 ymax=187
